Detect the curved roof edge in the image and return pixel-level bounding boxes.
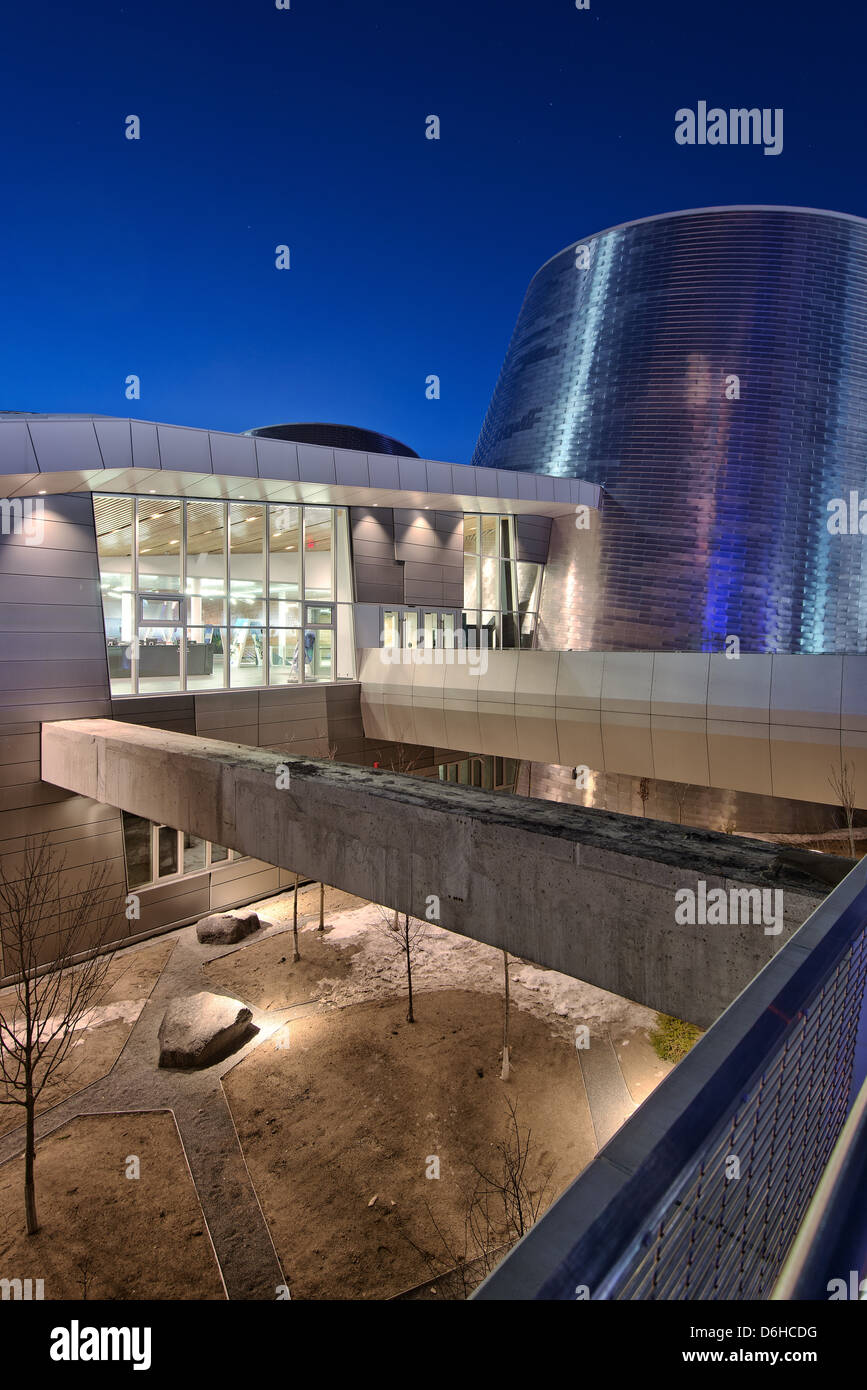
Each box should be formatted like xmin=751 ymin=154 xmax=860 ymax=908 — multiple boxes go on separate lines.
xmin=532 ymin=204 xmax=867 ymax=281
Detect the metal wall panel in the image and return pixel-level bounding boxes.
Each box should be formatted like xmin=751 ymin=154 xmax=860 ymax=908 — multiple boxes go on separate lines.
xmin=473 ymin=207 xmax=867 ymax=655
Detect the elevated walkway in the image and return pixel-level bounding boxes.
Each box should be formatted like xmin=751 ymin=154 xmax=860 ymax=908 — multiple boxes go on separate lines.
xmin=42 ymin=718 xmax=843 ymax=1027
xmin=359 ymin=647 xmax=867 ymax=808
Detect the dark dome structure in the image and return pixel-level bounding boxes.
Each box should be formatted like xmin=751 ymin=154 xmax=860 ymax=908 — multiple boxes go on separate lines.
xmin=246 ymin=422 xmax=418 ymax=457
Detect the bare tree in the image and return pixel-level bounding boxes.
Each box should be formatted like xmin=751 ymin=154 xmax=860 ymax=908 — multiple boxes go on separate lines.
xmin=377 ymin=907 xmax=425 ymax=1023
xmin=467 ymin=1096 xmax=555 ymax=1252
xmin=500 ymin=950 xmax=511 ymax=1081
xmin=673 ymin=782 xmax=691 ymax=826
xmin=316 ymin=741 xmax=340 ymax=932
xmin=395 ymin=1097 xmax=555 ymax=1298
xmin=76 ymin=1253 xmax=94 ymax=1300
xmin=0 ymin=835 xmax=121 ymax=1235
xmin=638 ymin=777 xmax=650 ymax=817
xmin=383 ymin=738 xmax=422 ymax=777
xmin=829 ymin=761 xmax=858 ymax=857
xmin=291 ymin=872 xmax=301 ymax=961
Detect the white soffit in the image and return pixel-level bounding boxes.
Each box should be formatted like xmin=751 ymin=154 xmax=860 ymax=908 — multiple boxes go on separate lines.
xmin=0 ymin=416 xmax=600 ymax=517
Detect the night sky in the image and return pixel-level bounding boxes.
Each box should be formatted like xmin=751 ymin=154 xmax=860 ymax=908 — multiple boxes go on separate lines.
xmin=1 ymin=0 xmax=863 ymax=462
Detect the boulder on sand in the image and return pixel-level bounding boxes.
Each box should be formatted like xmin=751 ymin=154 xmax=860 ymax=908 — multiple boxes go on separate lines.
xmin=158 ymin=991 xmax=255 ymax=1068
xmin=195 ymin=911 xmax=260 ymax=945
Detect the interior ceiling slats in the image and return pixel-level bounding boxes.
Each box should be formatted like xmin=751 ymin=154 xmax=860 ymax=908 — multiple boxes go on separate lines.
xmin=93 ymin=496 xmax=330 ymax=558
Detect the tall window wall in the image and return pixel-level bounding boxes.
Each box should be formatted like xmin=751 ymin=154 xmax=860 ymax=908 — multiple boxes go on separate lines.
xmin=463 ymin=514 xmax=542 ymax=649
xmin=94 ymin=496 xmax=355 ymax=695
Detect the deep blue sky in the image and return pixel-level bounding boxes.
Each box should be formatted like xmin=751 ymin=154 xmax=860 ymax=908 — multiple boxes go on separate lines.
xmin=1 ymin=0 xmax=864 ymax=462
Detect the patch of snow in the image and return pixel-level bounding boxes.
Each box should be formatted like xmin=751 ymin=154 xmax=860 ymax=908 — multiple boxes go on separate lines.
xmin=3 ymin=998 xmax=146 ymax=1049
xmin=252 ymin=897 xmax=657 ymax=1042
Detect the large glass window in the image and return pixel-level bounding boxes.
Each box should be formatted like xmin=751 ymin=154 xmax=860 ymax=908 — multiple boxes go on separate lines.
xmin=303 ymin=507 xmax=333 ymax=600
xmin=137 ymin=500 xmax=181 ymax=592
xmin=268 ymin=628 xmax=301 ymax=684
xmin=95 ymin=496 xmax=135 ymax=695
xmin=186 ymin=500 xmax=227 ymax=625
xmin=229 ymin=503 xmax=265 ymax=624
xmin=461 ymin=513 xmax=539 ymax=649
xmin=96 ymin=497 xmax=355 ymax=694
xmin=269 ymin=505 xmax=301 ymax=608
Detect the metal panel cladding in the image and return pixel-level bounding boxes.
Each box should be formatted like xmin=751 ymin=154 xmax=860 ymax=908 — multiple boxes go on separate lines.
xmin=471 ymin=207 xmax=867 ymax=654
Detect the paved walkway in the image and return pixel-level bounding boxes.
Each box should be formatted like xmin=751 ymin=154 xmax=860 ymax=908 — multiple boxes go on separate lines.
xmin=578 ymin=1033 xmax=638 ymax=1148
xmin=0 ymin=892 xmax=661 ymax=1299
xmin=0 ymin=914 xmax=325 ymax=1300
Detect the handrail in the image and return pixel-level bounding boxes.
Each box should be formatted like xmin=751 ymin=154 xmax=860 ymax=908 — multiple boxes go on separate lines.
xmin=771 ymin=1074 xmax=867 ymax=1301
xmin=473 ymin=857 xmax=867 ymax=1300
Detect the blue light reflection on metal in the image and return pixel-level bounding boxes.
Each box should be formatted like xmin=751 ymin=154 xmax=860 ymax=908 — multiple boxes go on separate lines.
xmin=472 ymin=208 xmax=867 ymax=653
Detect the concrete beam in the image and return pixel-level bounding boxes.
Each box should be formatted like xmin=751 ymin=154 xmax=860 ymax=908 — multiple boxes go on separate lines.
xmin=42 ymin=719 xmax=842 ymax=1027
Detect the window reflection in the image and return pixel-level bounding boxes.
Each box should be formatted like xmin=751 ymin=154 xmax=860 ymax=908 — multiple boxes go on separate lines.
xmin=96 ymin=498 xmax=354 ymax=694
xmin=461 ymin=513 xmax=539 ymax=649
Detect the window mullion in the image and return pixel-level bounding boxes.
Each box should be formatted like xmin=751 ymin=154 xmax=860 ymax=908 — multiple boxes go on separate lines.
xmin=264 ymin=502 xmax=271 ymax=687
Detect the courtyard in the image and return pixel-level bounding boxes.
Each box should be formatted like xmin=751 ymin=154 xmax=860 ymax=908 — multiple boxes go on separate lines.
xmin=0 ymin=881 xmax=675 ymax=1300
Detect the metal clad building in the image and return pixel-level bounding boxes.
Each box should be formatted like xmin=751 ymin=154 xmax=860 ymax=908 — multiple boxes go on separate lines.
xmin=472 ymin=206 xmax=867 ymax=654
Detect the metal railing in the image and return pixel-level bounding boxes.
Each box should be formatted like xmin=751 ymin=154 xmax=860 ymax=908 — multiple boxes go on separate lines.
xmin=474 ymin=857 xmax=867 ymax=1300
xmin=771 ymin=1073 xmax=867 ymax=1300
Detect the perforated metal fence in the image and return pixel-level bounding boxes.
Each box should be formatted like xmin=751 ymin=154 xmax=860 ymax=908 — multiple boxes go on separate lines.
xmin=475 ymin=862 xmax=867 ymax=1301
xmin=611 ymin=932 xmax=867 ymax=1300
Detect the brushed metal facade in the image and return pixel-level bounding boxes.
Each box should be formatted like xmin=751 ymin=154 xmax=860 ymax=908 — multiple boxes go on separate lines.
xmin=472 ymin=207 xmax=867 ymax=654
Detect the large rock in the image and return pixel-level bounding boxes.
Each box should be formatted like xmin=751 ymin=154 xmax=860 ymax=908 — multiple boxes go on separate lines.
xmin=195 ymin=910 xmax=260 ymax=945
xmin=158 ymin=991 xmax=254 ymax=1068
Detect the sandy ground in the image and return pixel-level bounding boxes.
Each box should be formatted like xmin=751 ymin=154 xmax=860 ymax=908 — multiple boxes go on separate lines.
xmin=205 ymin=917 xmax=360 ymax=1009
xmin=0 ymin=878 xmax=677 ymax=1302
xmin=224 ymin=986 xmax=598 ymax=1300
xmin=0 ymin=1111 xmax=224 ymax=1299
xmin=0 ymin=940 xmax=175 ymax=1139
xmin=214 ymin=886 xmax=676 ymax=1299
xmin=228 ymin=887 xmax=660 ymax=1040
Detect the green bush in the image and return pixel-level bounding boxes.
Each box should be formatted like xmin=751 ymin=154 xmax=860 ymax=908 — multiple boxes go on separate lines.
xmin=650 ymin=1013 xmax=702 ymax=1065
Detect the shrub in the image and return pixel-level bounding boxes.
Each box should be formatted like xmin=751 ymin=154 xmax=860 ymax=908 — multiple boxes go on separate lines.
xmin=650 ymin=1013 xmax=702 ymax=1065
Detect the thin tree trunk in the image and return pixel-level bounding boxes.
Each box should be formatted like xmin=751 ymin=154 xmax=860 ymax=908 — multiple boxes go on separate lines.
xmin=404 ymin=916 xmax=414 ymax=1023
xmin=318 ymin=881 xmax=325 ymax=931
xmin=292 ymin=872 xmax=300 ymax=961
xmin=501 ymin=950 xmax=511 ymax=1081
xmin=24 ymin=1095 xmax=37 ymax=1236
